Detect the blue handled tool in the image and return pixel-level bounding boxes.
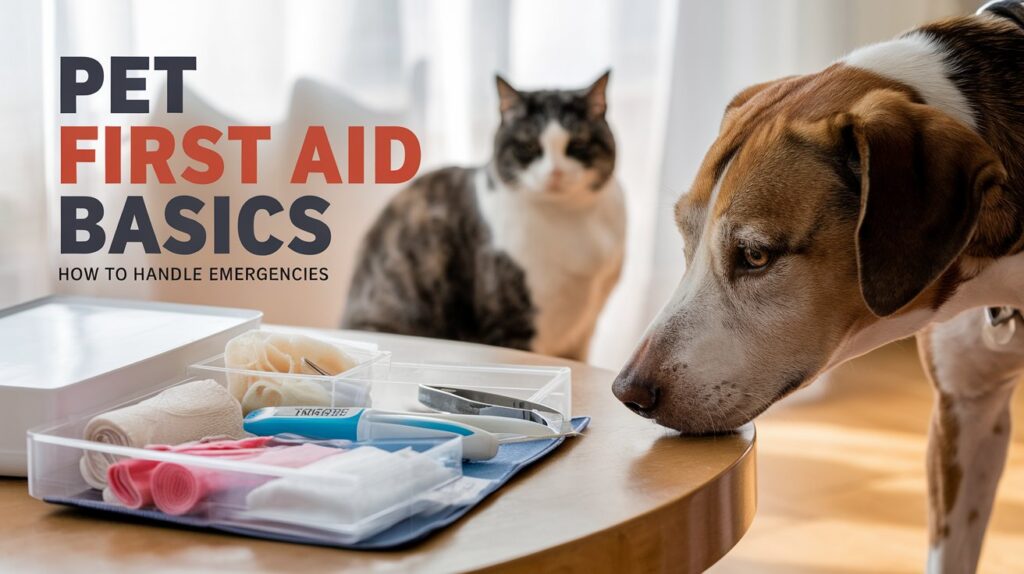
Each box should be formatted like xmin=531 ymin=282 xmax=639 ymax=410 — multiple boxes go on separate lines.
xmin=243 ymin=406 xmax=500 ymax=460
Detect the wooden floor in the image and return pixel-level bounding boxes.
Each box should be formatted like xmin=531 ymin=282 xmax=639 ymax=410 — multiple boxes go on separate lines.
xmin=706 ymin=339 xmax=1024 ymax=574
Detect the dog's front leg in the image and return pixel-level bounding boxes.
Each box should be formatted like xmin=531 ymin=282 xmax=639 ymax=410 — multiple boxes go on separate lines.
xmin=917 ymin=308 xmax=1023 ymax=574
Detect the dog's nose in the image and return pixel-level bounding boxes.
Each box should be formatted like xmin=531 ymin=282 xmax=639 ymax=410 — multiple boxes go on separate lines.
xmin=612 ymin=374 xmax=659 ymax=417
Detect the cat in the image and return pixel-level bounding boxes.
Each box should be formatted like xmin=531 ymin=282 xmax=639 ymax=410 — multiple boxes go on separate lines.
xmin=342 ymin=72 xmax=625 ymax=361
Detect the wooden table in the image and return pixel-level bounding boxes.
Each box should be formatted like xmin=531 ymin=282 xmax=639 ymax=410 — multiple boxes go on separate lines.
xmin=0 ymin=331 xmax=756 ymax=573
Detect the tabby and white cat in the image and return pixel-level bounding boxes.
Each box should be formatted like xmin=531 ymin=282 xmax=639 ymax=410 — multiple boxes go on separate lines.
xmin=342 ymin=72 xmax=624 ymax=361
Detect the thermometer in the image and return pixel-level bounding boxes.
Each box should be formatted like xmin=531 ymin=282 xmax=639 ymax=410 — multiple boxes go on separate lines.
xmin=243 ymin=406 xmax=500 ymax=460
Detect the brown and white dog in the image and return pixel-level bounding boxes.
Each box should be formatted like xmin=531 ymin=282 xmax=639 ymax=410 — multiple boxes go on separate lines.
xmin=611 ymin=3 xmax=1024 ymax=572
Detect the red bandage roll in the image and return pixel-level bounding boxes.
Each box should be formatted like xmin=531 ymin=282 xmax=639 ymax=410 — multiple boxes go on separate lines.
xmin=106 ymin=437 xmax=273 ymax=509
xmin=150 ymin=444 xmax=343 ymax=516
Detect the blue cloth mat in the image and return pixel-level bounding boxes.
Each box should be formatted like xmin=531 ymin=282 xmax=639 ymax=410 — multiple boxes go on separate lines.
xmin=44 ymin=416 xmax=589 ymax=550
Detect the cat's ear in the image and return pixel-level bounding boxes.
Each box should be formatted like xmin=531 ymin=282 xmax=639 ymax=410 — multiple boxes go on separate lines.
xmin=496 ymin=75 xmax=523 ymax=118
xmin=585 ymin=70 xmax=610 ymax=118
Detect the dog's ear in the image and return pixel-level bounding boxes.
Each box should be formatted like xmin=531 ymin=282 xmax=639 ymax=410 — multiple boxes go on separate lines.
xmin=721 ymin=76 xmax=796 ymax=128
xmin=839 ymin=90 xmax=1006 ymax=317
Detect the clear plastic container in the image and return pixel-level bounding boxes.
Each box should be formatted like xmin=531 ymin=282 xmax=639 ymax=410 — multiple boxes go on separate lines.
xmin=189 ymin=333 xmax=391 ymax=412
xmin=26 ymin=376 xmax=462 ymax=545
xmin=363 ymin=361 xmax=573 ymax=433
xmin=0 ymin=295 xmax=261 ymax=476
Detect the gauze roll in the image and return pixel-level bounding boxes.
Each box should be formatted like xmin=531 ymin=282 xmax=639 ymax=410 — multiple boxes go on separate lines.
xmin=238 ymin=377 xmax=371 ymax=414
xmin=240 ymin=378 xmax=329 ymax=414
xmin=79 ymin=379 xmax=245 ymax=489
xmin=224 ymin=330 xmax=366 ymax=414
xmin=245 ymin=446 xmax=454 ymax=524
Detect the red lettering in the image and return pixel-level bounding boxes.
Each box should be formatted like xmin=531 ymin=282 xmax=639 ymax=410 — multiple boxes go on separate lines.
xmin=182 ymin=125 xmax=224 ymax=184
xmin=130 ymin=126 xmax=175 ymax=184
xmin=348 ymin=126 xmax=365 ymax=184
xmin=228 ymin=126 xmax=270 ymax=184
xmin=104 ymin=126 xmax=121 ymax=183
xmin=60 ymin=126 xmax=97 ymax=184
xmin=375 ymin=126 xmax=420 ymax=184
xmin=291 ymin=126 xmax=342 ymax=184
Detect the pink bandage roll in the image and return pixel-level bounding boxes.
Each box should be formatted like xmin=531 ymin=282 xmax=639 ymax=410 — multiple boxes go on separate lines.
xmin=107 ymin=436 xmax=272 ymax=509
xmin=151 ymin=444 xmax=343 ymax=516
xmin=107 ymin=458 xmax=160 ymax=509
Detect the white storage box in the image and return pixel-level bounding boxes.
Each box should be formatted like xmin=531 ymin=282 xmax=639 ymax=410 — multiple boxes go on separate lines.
xmin=0 ymin=296 xmax=261 ymax=475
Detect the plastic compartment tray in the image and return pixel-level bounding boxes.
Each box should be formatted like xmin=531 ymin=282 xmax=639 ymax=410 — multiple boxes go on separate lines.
xmin=188 ymin=332 xmax=391 ymax=411
xmin=27 ymin=376 xmax=462 ymax=545
xmin=363 ymin=361 xmax=572 ymax=433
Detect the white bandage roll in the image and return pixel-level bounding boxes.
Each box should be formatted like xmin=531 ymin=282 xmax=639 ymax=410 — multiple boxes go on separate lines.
xmin=79 ymin=379 xmax=245 ymax=489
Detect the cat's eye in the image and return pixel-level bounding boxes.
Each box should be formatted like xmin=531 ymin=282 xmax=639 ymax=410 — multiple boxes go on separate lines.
xmin=566 ymin=138 xmax=590 ymax=160
xmin=738 ymin=242 xmax=771 ymax=270
xmin=513 ymin=142 xmax=540 ymax=162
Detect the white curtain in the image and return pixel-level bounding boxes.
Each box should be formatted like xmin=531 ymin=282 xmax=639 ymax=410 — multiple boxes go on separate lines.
xmin=3 ymin=0 xmax=976 ymax=369
xmin=0 ymin=2 xmax=48 ymax=306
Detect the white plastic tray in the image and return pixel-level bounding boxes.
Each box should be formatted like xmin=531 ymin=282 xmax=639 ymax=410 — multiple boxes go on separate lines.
xmin=0 ymin=296 xmax=261 ymax=475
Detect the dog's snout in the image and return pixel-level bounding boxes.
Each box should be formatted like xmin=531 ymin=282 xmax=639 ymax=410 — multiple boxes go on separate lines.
xmin=613 ymin=336 xmax=664 ymax=417
xmin=612 ymin=373 xmax=659 ymax=417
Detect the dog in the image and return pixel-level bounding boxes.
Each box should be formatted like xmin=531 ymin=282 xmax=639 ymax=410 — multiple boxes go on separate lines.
xmin=611 ymin=3 xmax=1024 ymax=572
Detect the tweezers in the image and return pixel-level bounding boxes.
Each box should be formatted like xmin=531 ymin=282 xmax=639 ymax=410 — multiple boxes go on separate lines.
xmin=303 ymin=358 xmax=331 ymax=376
xmin=417 ymin=384 xmax=564 ymax=429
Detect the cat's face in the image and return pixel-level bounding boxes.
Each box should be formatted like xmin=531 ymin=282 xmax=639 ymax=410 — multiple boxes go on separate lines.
xmin=492 ymin=72 xmax=615 ymax=199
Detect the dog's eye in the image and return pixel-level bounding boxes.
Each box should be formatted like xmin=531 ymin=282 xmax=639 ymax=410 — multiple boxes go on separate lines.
xmin=739 ymin=242 xmax=771 ymax=269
